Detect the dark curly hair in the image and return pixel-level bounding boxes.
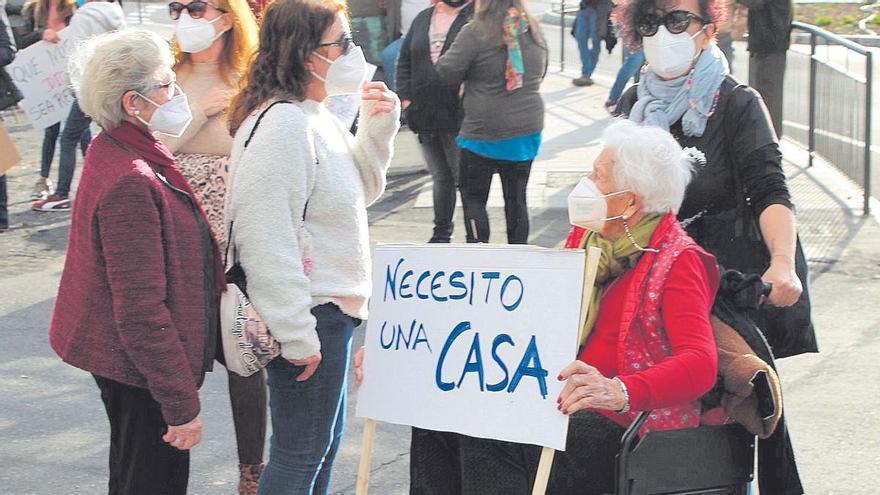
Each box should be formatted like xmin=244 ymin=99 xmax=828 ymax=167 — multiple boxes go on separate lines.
xmin=612 ymin=0 xmax=728 ymax=51
xmin=228 ymin=0 xmax=347 ymax=135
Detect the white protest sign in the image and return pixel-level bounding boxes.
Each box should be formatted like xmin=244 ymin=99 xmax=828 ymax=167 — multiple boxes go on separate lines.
xmin=6 ymin=32 xmax=77 ymax=129
xmin=356 ymin=244 xmax=586 ymax=451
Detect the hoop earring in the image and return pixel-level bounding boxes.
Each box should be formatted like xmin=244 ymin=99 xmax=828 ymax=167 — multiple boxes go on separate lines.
xmin=623 ymin=219 xmax=659 ymax=253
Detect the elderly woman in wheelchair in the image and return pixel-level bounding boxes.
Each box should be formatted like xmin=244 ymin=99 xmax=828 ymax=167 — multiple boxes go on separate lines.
xmin=450 ymin=120 xmax=784 ymax=495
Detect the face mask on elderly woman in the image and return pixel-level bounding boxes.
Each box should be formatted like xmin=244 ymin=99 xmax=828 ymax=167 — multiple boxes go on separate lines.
xmin=133 ymin=84 xmax=194 ymax=138
xmin=567 ymin=177 xmax=631 ymax=232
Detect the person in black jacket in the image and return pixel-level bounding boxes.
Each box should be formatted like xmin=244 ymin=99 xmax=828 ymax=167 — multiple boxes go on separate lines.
xmin=396 ymin=0 xmax=473 ymax=243
xmin=611 ymin=0 xmax=810 ymax=492
xmin=739 ymin=0 xmax=792 ymax=137
xmin=0 ymin=0 xmax=17 ymax=232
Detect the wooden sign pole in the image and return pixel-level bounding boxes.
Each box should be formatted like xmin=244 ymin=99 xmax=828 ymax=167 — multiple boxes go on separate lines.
xmin=355 ymin=418 xmax=377 ymax=495
xmin=531 ymin=246 xmax=603 ymax=495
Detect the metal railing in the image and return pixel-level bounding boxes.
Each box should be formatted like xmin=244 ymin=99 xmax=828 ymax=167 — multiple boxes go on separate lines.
xmin=784 ymin=22 xmax=874 ymax=215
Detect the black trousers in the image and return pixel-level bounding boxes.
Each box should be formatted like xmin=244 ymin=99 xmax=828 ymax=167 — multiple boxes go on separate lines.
xmin=94 ymin=375 xmax=190 ymax=495
xmin=409 ymin=412 xmax=626 ymax=495
xmin=226 ymin=367 xmax=267 ymax=465
xmin=458 ymin=148 xmax=532 ymax=244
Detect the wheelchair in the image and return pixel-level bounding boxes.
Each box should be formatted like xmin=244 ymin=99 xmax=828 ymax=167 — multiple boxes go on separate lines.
xmin=613 ymin=410 xmax=756 ymax=495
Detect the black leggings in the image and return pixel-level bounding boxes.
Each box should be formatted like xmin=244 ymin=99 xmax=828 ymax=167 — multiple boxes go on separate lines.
xmin=410 ymin=412 xmax=626 ymax=495
xmin=458 ymin=148 xmax=533 ymax=244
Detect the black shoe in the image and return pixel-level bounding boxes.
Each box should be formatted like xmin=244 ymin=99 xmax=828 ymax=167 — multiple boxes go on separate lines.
xmin=428 ymin=236 xmax=451 ymax=243
xmin=573 ymin=76 xmax=594 ymax=87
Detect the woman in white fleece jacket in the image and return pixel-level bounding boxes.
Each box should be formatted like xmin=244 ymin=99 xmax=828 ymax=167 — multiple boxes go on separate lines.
xmin=225 ymin=0 xmax=399 ymax=492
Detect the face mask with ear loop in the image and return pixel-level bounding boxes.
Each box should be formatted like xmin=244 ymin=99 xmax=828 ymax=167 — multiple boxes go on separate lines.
xmin=311 ymin=46 xmax=369 ymax=96
xmin=642 ymin=24 xmax=707 ymax=79
xmin=176 ymin=12 xmax=229 ymax=53
xmin=567 ymin=177 xmax=632 ymax=232
xmin=132 ymin=86 xmax=194 ymax=138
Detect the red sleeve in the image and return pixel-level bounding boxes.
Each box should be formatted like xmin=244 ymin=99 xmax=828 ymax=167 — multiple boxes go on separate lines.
xmin=564 ymin=226 xmax=587 ymax=248
xmin=97 ymin=172 xmax=201 ymax=426
xmin=619 ymin=249 xmax=719 ymax=411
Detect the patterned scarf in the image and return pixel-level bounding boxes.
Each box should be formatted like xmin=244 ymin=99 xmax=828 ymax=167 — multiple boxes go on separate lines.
xmin=629 ymin=43 xmax=728 ymax=137
xmin=577 ymin=214 xmax=663 ymax=346
xmin=503 ymin=8 xmax=527 ymax=91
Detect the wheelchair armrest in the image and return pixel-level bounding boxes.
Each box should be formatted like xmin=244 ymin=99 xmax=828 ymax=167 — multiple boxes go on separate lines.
xmin=616 ymin=410 xmax=650 ymax=493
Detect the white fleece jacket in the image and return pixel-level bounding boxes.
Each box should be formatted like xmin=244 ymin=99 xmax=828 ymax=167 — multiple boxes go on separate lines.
xmin=67 ymin=2 xmax=127 ymax=39
xmin=225 ymin=97 xmax=400 ymax=360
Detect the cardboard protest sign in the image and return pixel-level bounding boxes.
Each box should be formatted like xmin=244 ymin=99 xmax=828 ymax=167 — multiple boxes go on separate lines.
xmin=356 ymin=244 xmax=586 ymax=451
xmin=6 ymin=33 xmax=77 ymax=129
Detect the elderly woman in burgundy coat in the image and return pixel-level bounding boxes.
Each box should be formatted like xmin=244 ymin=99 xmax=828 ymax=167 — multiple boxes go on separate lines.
xmin=48 ymin=29 xmax=224 ymax=495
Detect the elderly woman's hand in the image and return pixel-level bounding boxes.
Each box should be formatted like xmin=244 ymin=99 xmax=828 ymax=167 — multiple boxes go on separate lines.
xmin=163 ymin=416 xmax=203 ymax=450
xmin=361 ymin=81 xmax=398 ymax=116
xmin=557 ymin=361 xmax=627 ymax=415
xmin=762 ymin=256 xmax=802 ymax=307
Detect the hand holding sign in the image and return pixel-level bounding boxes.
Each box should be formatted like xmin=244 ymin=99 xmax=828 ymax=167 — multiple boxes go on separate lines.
xmin=556 ymin=361 xmax=626 ymax=414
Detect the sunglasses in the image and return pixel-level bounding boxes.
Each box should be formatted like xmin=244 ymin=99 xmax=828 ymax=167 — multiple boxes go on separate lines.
xmin=168 ymin=1 xmax=225 ymax=20
xmin=318 ymin=35 xmax=354 ymax=56
xmin=637 ymin=10 xmax=708 ymax=38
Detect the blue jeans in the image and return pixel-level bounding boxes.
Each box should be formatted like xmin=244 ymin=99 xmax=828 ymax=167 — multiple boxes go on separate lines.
xmin=608 ymin=48 xmax=645 ymax=104
xmin=56 ymin=99 xmax=92 ymax=197
xmin=574 ymin=8 xmax=601 ymax=78
xmin=381 ymin=37 xmax=404 ymax=91
xmin=258 ymin=303 xmax=357 ymax=495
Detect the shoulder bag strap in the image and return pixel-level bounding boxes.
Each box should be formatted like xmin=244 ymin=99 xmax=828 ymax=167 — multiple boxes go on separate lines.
xmin=226 ymin=100 xmax=319 ymax=267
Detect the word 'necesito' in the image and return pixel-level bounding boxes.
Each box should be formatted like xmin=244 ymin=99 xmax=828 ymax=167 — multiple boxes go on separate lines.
xmin=384 ymin=258 xmax=524 ymax=312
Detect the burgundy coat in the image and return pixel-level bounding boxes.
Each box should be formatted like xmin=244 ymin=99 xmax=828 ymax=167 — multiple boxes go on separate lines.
xmin=49 ymin=122 xmax=221 ymax=426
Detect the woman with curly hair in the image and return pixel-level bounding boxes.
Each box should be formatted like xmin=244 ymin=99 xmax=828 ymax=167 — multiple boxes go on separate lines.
xmin=225 ymin=0 xmax=399 ymax=492
xmin=158 ymin=0 xmax=262 ymax=492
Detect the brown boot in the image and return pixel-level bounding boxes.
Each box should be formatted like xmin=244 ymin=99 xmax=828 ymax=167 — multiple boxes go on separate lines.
xmin=238 ymin=463 xmax=265 ymax=495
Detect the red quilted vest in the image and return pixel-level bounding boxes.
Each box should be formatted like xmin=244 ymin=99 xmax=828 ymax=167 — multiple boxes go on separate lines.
xmin=594 ymin=214 xmax=717 ymax=435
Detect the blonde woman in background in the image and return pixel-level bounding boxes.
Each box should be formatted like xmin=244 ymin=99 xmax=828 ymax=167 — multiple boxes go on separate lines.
xmin=159 ymin=0 xmax=263 ymax=493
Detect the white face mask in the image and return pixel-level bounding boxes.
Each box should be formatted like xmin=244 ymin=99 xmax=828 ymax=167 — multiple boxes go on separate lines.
xmin=567 ymin=177 xmax=630 ymax=232
xmin=135 ymin=87 xmax=194 ymax=138
xmin=176 ymin=12 xmax=226 ymax=53
xmin=642 ymin=25 xmax=704 ymax=79
xmin=312 ymin=45 xmax=368 ymax=96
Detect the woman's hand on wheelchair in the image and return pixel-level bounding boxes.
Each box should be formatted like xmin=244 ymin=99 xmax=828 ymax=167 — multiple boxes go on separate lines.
xmin=557 ymin=361 xmax=627 ymax=415
xmin=761 ymin=255 xmax=802 ymax=307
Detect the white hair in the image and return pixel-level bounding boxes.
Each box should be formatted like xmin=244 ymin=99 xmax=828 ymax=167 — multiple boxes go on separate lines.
xmin=602 ymin=119 xmax=695 ymax=215
xmin=70 ymin=29 xmax=174 ymax=130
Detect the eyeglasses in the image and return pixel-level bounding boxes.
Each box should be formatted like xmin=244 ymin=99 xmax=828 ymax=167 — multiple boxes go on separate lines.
xmin=318 ymin=35 xmax=353 ymax=56
xmin=168 ymin=1 xmax=226 ymax=20
xmin=637 ymin=10 xmax=708 ymax=38
xmin=147 ymin=79 xmax=182 ymax=99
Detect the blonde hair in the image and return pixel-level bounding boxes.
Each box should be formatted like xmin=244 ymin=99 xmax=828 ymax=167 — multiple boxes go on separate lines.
xmin=173 ymin=0 xmax=260 ymax=85
xmin=72 ymin=29 xmax=175 ymax=130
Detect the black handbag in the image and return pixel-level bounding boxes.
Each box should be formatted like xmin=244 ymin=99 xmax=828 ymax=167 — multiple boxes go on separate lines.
xmin=0 ymin=68 xmax=23 ymax=112
xmin=686 ymin=164 xmax=817 ymax=359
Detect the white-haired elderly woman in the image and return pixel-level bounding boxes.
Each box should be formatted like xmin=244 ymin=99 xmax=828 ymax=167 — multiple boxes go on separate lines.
xmin=445 ymin=119 xmax=721 ymax=495
xmin=48 ymin=29 xmax=224 ymax=494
